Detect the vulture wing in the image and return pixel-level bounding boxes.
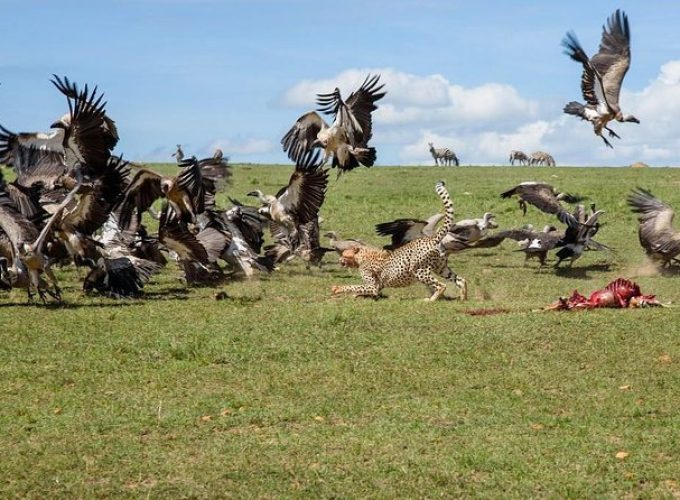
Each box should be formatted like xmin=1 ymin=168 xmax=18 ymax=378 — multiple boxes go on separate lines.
xmin=158 ymin=207 xmax=210 ymax=264
xmin=0 ymin=196 xmax=40 ymax=256
xmin=62 ymin=158 xmax=130 ymax=235
xmin=317 ymin=74 xmax=385 ymax=146
xmin=590 ymin=10 xmax=631 ymax=113
xmin=51 ymin=75 xmax=116 ymax=174
xmin=375 ymin=218 xmax=428 ymax=249
xmin=0 ymin=125 xmax=66 ymax=175
xmin=277 ymin=151 xmax=328 ymax=225
xmin=51 ymin=75 xmax=119 ymax=150
xmin=627 ymin=188 xmax=680 ymax=258
xmin=281 ymin=111 xmax=327 ymax=163
xmin=176 ymin=157 xmax=205 ymax=215
xmin=115 ymin=169 xmax=163 ymax=230
xmin=562 ymin=32 xmax=607 ymax=109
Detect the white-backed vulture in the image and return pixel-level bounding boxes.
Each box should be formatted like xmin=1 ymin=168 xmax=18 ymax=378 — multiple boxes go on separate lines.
xmin=282 ymin=74 xmax=386 ymax=173
xmin=562 ymin=10 xmax=639 ymax=148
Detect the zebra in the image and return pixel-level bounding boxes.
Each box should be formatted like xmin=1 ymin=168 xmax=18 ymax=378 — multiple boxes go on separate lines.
xmin=171 ymin=144 xmax=184 ymax=163
xmin=529 ymin=151 xmax=556 ymax=167
xmin=509 ymin=150 xmax=529 ymax=166
xmin=428 ymin=142 xmax=459 ymax=166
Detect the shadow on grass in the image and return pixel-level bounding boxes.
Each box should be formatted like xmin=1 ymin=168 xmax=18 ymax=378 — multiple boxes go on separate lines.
xmin=554 ymin=263 xmax=613 ymax=279
xmin=0 ymin=301 xmax=145 ymax=309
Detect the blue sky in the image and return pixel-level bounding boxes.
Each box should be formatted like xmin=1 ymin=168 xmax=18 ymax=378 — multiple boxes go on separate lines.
xmin=2 ymin=0 xmax=680 ymax=165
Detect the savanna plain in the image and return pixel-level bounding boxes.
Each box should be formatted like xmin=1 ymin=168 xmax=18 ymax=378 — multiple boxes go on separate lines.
xmin=2 ymin=164 xmax=680 ymax=498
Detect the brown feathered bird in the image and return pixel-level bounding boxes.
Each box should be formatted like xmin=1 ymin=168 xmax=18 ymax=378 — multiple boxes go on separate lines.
xmin=627 ymin=188 xmax=680 ymax=267
xmin=115 ymin=157 xmax=204 ymax=230
xmin=282 ymin=74 xmax=386 ymax=173
xmin=501 ymin=182 xmax=582 ymax=228
xmin=562 ymin=9 xmax=639 ymax=148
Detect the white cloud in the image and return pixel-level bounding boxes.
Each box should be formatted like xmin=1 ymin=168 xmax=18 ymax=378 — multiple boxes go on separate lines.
xmin=282 ymin=68 xmax=538 ymax=128
xmin=283 ymin=63 xmax=680 ymax=166
xmin=209 ymin=137 xmax=274 ymax=156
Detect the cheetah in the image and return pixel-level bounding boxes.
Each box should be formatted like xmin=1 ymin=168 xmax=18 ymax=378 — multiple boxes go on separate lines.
xmin=331 ymin=181 xmax=467 ymax=301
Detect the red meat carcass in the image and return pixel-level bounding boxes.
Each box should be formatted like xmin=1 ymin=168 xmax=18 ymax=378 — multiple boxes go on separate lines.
xmin=548 ymin=278 xmax=661 ymax=310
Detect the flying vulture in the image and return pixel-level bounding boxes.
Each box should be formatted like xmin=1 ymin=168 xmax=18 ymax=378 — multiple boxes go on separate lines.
xmin=562 ymin=10 xmax=639 ymax=148
xmin=282 ymin=74 xmax=386 ymax=173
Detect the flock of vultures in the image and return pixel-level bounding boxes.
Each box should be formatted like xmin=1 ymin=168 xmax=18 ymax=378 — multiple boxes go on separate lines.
xmin=0 ymin=10 xmax=677 ymax=304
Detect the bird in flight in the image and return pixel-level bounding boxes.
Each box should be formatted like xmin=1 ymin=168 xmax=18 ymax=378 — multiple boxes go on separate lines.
xmin=562 ymin=9 xmax=639 ymax=148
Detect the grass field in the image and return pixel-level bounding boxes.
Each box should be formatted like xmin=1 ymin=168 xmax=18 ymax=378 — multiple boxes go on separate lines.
xmin=2 ymin=164 xmax=680 ymax=498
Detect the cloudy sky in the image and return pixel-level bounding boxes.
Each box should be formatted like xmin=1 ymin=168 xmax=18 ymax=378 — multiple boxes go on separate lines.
xmin=1 ymin=0 xmax=679 ymax=166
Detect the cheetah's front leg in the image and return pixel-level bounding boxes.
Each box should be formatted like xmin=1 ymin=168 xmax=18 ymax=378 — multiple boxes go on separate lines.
xmin=440 ymin=265 xmax=468 ymax=301
xmin=331 ymin=274 xmax=381 ymax=298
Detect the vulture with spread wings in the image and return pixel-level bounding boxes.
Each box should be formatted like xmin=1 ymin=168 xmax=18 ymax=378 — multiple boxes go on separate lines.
xmin=375 ymin=213 xmax=444 ymax=250
xmin=501 ymin=182 xmax=582 ymax=228
xmin=115 ymin=157 xmax=205 ymax=230
xmin=247 ymin=150 xmax=328 ymax=242
xmin=0 ymin=75 xmax=118 ymax=181
xmin=282 ymin=74 xmax=386 ymax=173
xmin=627 ymin=188 xmax=680 ymax=267
xmin=562 ymin=9 xmax=639 ymax=148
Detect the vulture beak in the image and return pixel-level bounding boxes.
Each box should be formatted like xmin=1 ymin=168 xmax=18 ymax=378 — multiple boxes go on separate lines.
xmin=246 ymin=191 xmax=259 ymax=197
xmin=629 ymin=117 xmax=640 ymax=124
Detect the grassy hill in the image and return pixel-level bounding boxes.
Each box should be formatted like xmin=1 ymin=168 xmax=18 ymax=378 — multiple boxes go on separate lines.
xmin=2 ymin=164 xmax=680 ymax=497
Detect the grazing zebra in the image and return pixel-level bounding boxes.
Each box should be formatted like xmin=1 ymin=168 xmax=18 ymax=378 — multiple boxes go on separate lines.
xmin=529 ymin=151 xmax=556 ymax=167
xmin=509 ymin=150 xmax=529 ymax=166
xmin=428 ymin=142 xmax=459 ymax=166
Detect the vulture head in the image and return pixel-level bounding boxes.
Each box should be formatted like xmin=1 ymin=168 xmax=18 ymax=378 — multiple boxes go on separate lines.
xmin=483 ymin=212 xmax=498 ymax=228
xmin=50 ymin=113 xmax=71 ymax=130
xmin=620 ymin=114 xmax=640 ymax=123
xmin=160 ymin=179 xmax=173 ymax=194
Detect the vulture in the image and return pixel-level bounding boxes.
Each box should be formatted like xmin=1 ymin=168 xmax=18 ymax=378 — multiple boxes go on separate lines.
xmin=324 ymin=231 xmax=368 ymax=254
xmin=375 ymin=213 xmax=444 ymax=250
xmin=627 ymin=188 xmax=680 ymax=267
xmin=51 ymin=156 xmax=131 ymax=265
xmin=562 ymin=9 xmax=639 ymax=148
xmin=449 ymin=212 xmax=498 ymax=243
xmin=195 ymin=206 xmax=273 ymax=278
xmin=158 ymin=205 xmax=222 ymax=285
xmin=480 ymin=225 xmax=563 ymax=267
xmin=553 ymin=210 xmax=605 ymax=268
xmin=281 ymin=74 xmax=386 ymax=173
xmin=115 ymin=157 xmax=205 ymax=230
xmin=247 ymin=150 xmax=328 ymax=243
xmin=0 ymin=75 xmax=118 ymax=187
xmin=83 ymin=236 xmax=161 ymax=299
xmin=501 ymin=182 xmax=582 ymax=227
xmin=0 ymin=185 xmax=80 ymax=302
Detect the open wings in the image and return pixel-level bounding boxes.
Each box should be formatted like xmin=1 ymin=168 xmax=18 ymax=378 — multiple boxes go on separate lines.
xmin=115 ymin=169 xmax=163 ymax=230
xmin=501 ymin=182 xmax=579 ymax=228
xmin=316 ymin=74 xmax=386 ymax=147
xmin=281 ymin=111 xmax=328 ymax=163
xmin=562 ymin=10 xmax=630 ymax=114
xmin=591 ymin=10 xmax=631 ymax=113
xmin=51 ymin=75 xmax=118 ymax=174
xmin=276 ymin=151 xmax=329 ymax=224
xmin=627 ymin=188 xmax=680 ymax=258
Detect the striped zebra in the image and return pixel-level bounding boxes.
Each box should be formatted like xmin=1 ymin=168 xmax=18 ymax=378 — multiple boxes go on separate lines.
xmin=509 ymin=150 xmax=529 ymax=166
xmin=529 ymin=151 xmax=556 ymax=167
xmin=428 ymin=142 xmax=459 ymax=166
xmin=171 ymin=144 xmax=184 ymax=163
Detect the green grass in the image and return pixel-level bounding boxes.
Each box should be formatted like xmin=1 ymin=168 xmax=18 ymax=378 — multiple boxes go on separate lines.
xmin=2 ymin=164 xmax=680 ymax=498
